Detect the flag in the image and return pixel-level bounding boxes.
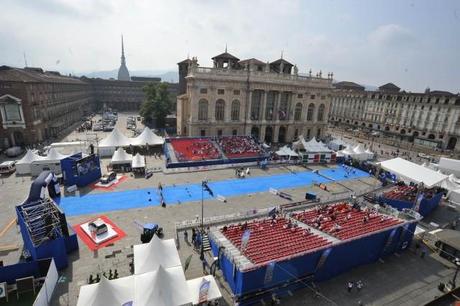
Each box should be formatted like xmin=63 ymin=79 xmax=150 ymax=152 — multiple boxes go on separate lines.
xmin=264 ymin=261 xmax=276 ymax=284
xmin=184 ymin=254 xmax=193 ymax=272
xmin=198 ymin=278 xmax=211 ymax=303
xmin=415 ymin=193 xmax=424 ymax=211
xmin=241 ymin=229 xmax=251 ymax=250
xmin=268 ymin=207 xmax=277 ymax=217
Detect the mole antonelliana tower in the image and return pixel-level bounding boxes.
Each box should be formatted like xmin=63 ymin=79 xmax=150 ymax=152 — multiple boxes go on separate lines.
xmin=117 ymin=35 xmax=131 ymax=81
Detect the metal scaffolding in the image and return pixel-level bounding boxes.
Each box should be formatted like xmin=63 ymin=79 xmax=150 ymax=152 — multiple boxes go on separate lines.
xmin=20 ymin=198 xmax=64 ymax=247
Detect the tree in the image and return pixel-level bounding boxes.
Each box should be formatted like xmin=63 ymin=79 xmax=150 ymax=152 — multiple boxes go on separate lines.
xmin=140 ymin=82 xmax=171 ymax=127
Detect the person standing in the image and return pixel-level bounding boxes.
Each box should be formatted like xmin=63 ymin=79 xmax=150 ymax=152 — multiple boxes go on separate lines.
xmin=357 ymin=280 xmax=363 ymax=292
xmin=347 ymin=281 xmax=354 ymax=293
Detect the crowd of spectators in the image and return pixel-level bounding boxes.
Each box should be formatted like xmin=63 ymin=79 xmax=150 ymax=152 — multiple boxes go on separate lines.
xmin=218 ymin=136 xmax=263 ymax=158
xmin=171 ymin=138 xmax=221 ymax=162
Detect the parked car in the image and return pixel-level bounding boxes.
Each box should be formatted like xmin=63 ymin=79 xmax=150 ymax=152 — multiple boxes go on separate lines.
xmin=89 ymin=218 xmax=108 ymax=236
xmin=93 ymin=124 xmax=104 ymax=131
xmin=100 ymin=171 xmax=116 ymax=184
xmin=5 ymin=146 xmax=23 ymax=157
xmin=0 ymin=161 xmax=16 ymax=174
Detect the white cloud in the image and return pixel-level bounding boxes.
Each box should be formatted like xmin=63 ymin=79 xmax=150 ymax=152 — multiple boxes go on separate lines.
xmin=368 ymin=24 xmax=416 ymax=48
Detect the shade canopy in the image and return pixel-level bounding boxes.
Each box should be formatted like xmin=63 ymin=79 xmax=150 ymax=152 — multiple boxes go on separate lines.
xmin=133 ymin=236 xmax=182 ymax=275
xmin=135 ymin=265 xmax=191 ymax=306
xmin=98 ymin=128 xmax=131 ymax=148
xmin=378 ymin=157 xmax=448 ymax=188
xmin=438 ymin=157 xmax=460 ymax=177
xmin=131 ymin=153 xmax=146 ymax=168
xmin=16 ymin=150 xmax=44 ymax=174
xmin=275 ymin=145 xmax=298 ymax=157
xmin=111 ymin=147 xmax=133 ymax=164
xmin=77 ymin=276 xmax=135 ymax=306
xmin=293 ymin=136 xmax=332 ymax=153
xmin=132 ymin=128 xmax=164 ymax=146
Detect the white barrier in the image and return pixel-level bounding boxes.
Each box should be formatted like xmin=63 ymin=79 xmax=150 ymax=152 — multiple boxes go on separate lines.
xmin=33 ymin=259 xmax=58 ymax=306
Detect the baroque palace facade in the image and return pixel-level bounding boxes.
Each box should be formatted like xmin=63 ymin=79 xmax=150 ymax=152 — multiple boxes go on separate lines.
xmin=330 ymin=81 xmax=460 ymax=150
xmin=176 ymin=51 xmax=333 ymax=144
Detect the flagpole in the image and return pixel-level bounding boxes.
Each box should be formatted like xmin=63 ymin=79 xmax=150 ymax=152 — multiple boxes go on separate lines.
xmin=200 ymin=180 xmax=204 ymax=261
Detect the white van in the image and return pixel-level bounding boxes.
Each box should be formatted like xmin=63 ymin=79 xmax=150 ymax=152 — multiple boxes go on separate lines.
xmin=0 ymin=161 xmax=16 ymax=174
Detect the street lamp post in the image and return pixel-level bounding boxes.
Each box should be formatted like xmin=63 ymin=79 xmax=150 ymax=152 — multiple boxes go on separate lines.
xmin=200 ymin=180 xmax=205 ymax=261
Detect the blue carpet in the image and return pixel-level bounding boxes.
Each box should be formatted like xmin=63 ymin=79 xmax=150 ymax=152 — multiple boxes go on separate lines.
xmin=59 ymin=166 xmax=370 ymax=216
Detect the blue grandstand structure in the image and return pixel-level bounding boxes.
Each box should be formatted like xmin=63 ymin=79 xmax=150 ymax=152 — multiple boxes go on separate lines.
xmin=16 ymin=171 xmax=78 ymax=270
xmin=208 ymin=201 xmax=420 ymax=305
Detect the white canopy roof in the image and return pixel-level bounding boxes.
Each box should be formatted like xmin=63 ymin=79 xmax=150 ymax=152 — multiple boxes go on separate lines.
xmin=111 ymin=147 xmax=133 ymax=164
xmin=133 ymin=236 xmax=182 ymax=275
xmin=99 ymin=128 xmax=131 ymax=148
xmin=132 ymin=128 xmax=164 ymax=146
xmin=441 ymin=174 xmax=460 ymax=191
xmin=275 ymin=145 xmax=298 ymax=157
xmin=293 ymin=136 xmax=332 ymax=153
xmin=438 ymin=157 xmax=460 ymax=177
xmin=77 ymin=276 xmax=134 ymax=306
xmin=135 ymin=265 xmax=191 ymax=306
xmin=353 ymin=144 xmax=366 ymax=154
xmin=378 ymin=157 xmax=448 ymax=188
xmin=187 ymin=276 xmax=222 ymax=305
xmin=131 ymin=153 xmax=146 ymax=168
xmin=16 ymin=149 xmax=44 ymax=165
xmin=340 ymin=146 xmax=354 ymax=156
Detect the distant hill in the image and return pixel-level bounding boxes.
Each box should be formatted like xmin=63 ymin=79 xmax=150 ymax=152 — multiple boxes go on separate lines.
xmin=77 ymin=69 xmax=178 ymax=83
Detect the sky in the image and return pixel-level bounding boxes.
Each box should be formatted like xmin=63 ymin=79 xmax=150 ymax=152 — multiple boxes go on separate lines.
xmin=0 ymin=0 xmax=459 ymax=92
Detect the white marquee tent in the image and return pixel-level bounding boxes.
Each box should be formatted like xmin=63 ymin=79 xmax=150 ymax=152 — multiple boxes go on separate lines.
xmin=131 ymin=153 xmax=146 ymax=169
xmin=135 ymin=266 xmax=191 ymax=306
xmin=293 ymin=136 xmax=332 ymax=153
xmin=438 ymin=157 xmax=460 ymax=177
xmin=111 ymin=148 xmax=133 ymax=165
xmin=132 ymin=127 xmax=164 ymax=146
xmin=133 ymin=236 xmax=181 ymax=275
xmin=77 ymin=275 xmax=135 ymax=306
xmin=275 ymin=145 xmax=298 ymax=158
xmin=16 ymin=150 xmax=44 ymax=174
xmin=99 ymin=128 xmax=164 ymax=156
xmin=378 ymin=157 xmax=448 ymax=188
xmin=30 ymin=148 xmax=69 ymax=176
xmin=328 ymin=138 xmax=349 ymax=151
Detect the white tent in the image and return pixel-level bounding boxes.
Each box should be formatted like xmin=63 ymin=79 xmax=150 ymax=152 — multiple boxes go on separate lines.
xmin=328 ymin=138 xmax=348 ymax=151
xmin=187 ymin=276 xmax=222 ymax=305
xmin=293 ymin=136 xmax=331 ymax=153
xmin=135 ymin=265 xmax=192 ymax=306
xmin=16 ymin=150 xmax=44 ymax=174
xmin=76 ymin=276 xmax=135 ymax=306
xmin=340 ymin=146 xmax=354 ymax=157
xmin=42 ymin=148 xmax=68 ymax=162
xmin=98 ymin=128 xmax=131 ymax=156
xmin=353 ymin=144 xmax=366 ymax=154
xmin=131 ymin=153 xmax=146 ymax=169
xmin=438 ymin=157 xmax=460 ymax=177
xmin=133 ymin=236 xmax=182 ymax=275
xmin=378 ymin=157 xmax=448 ymax=188
xmin=111 ymin=148 xmax=133 ymax=165
xmin=364 ymin=148 xmax=375 ymax=160
xmin=448 ymin=188 xmax=460 ymax=204
xmin=132 ymin=128 xmax=164 ymax=146
xmin=275 ymin=145 xmax=298 ymax=157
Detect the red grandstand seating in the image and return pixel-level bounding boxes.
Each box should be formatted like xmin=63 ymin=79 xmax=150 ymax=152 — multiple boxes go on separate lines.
xmin=382 ymin=186 xmax=417 ymax=202
xmin=291 ymin=203 xmax=403 ymax=241
xmin=220 ymin=218 xmax=331 ymax=265
xmin=170 ymin=138 xmax=221 ymax=161
xmin=218 ymin=136 xmax=263 ymax=158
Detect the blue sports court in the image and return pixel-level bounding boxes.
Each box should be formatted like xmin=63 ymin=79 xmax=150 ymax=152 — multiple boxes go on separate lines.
xmin=58 ymin=166 xmax=369 ymax=216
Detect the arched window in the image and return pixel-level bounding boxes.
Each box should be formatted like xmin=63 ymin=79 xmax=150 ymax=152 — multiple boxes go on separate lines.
xmin=307 ymin=103 xmax=315 ymax=121
xmin=215 ymin=99 xmax=225 ymax=121
xmin=317 ymin=104 xmax=325 ymax=121
xmin=294 ymin=103 xmax=302 ymax=121
xmin=231 ymin=100 xmax=240 ymax=121
xmin=198 ymin=99 xmax=208 ymax=121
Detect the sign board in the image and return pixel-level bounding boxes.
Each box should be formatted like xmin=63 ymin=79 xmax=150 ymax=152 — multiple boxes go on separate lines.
xmin=0 ymin=282 xmax=6 ymax=298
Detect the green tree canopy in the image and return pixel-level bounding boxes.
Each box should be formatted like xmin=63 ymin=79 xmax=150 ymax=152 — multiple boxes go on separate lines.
xmin=140 ymin=82 xmax=171 ymax=127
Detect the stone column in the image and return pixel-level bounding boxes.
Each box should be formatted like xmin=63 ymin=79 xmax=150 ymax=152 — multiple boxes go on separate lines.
xmin=274 ymin=91 xmax=281 ymax=121
xmin=273 ymin=125 xmax=280 ymax=143
xmin=260 ymin=90 xmax=267 ymax=123
xmin=260 ymin=125 xmax=266 ymax=143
